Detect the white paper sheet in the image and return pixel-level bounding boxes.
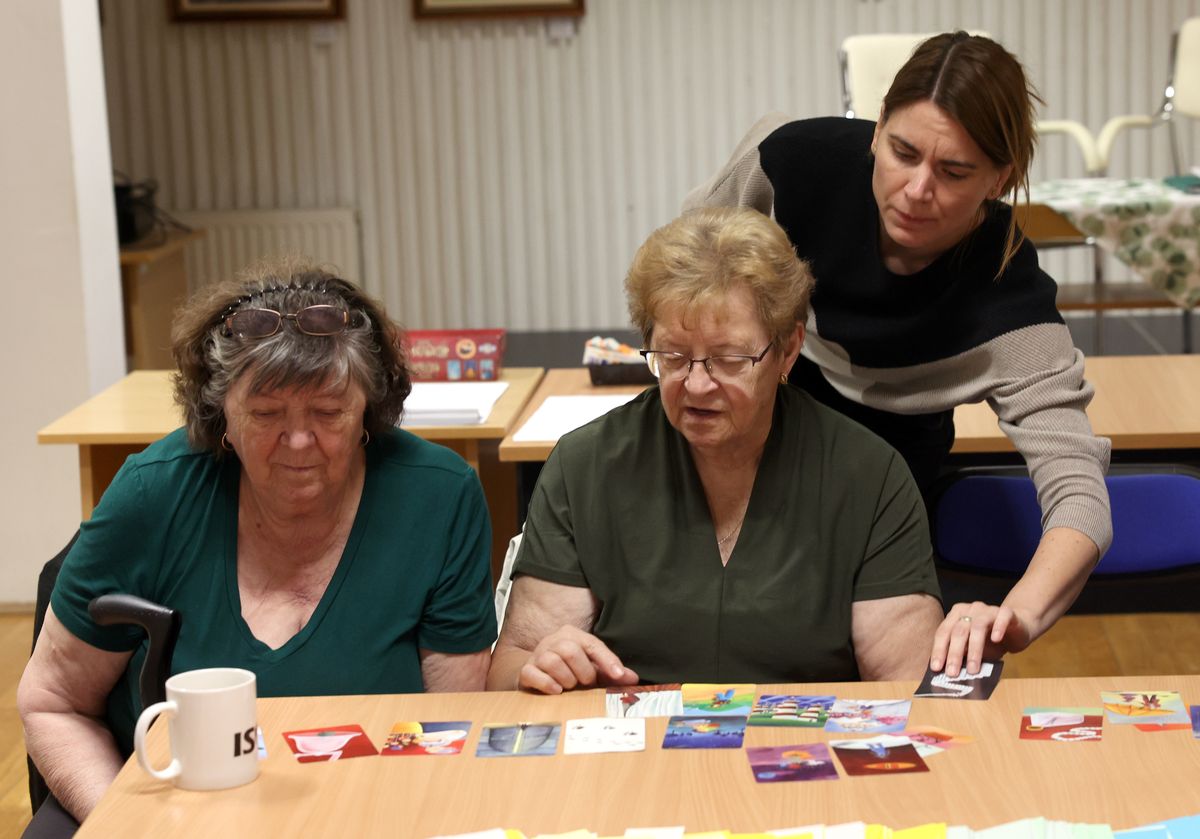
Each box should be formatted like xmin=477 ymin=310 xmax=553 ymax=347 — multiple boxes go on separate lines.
xmin=400 ymin=381 xmax=509 ymax=426
xmin=510 ymin=394 xmax=640 ymax=442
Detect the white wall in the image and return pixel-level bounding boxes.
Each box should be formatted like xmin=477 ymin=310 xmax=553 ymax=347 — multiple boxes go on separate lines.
xmin=0 ymin=0 xmax=124 ymax=606
xmin=101 ymin=0 xmax=1200 ymax=330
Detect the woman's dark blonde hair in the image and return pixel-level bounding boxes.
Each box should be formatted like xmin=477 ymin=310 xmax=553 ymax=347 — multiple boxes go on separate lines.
xmin=171 ymin=257 xmax=412 ymax=455
xmin=625 ymin=206 xmax=813 ymax=347
xmin=882 ymin=31 xmax=1045 ymax=278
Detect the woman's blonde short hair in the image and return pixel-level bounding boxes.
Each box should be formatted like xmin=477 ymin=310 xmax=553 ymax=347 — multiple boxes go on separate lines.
xmin=625 ymin=206 xmax=814 ymax=346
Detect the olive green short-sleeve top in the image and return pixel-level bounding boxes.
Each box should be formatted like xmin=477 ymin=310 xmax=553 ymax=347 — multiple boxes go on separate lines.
xmin=514 ymin=385 xmax=940 ymax=684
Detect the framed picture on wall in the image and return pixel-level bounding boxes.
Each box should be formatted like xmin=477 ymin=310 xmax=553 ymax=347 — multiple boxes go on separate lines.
xmin=413 ymin=0 xmax=584 ymax=19
xmin=169 ymin=0 xmax=345 ymax=21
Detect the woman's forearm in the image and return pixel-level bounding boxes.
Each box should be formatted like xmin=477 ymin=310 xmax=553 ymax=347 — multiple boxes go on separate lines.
xmin=24 ymin=709 xmax=125 ymax=821
xmin=1000 ymin=526 xmax=1100 ymax=643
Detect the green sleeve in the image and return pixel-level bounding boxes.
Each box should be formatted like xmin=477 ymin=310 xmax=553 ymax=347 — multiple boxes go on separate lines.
xmin=852 ymin=452 xmax=943 ymax=604
xmin=49 ymin=459 xmax=163 ymax=652
xmin=512 ymin=446 xmax=590 ymax=588
xmin=416 ymin=468 xmax=498 ymax=653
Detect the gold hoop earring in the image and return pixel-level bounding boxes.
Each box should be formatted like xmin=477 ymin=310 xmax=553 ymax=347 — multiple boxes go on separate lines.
xmin=220 ymin=433 xmax=234 ymax=452
xmin=361 ymin=429 xmax=371 ymax=447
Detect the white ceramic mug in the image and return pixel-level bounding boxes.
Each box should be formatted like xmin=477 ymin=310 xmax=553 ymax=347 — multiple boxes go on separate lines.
xmin=133 ymin=667 xmax=259 ymax=791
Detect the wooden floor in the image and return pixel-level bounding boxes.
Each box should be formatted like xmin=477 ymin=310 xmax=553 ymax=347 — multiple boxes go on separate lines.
xmin=3 ymin=611 xmax=1199 ymax=837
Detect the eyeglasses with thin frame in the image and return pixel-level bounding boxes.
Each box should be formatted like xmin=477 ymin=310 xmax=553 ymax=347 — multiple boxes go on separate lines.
xmin=639 ymin=345 xmax=773 ymax=381
xmin=222 ymin=305 xmax=349 ymax=339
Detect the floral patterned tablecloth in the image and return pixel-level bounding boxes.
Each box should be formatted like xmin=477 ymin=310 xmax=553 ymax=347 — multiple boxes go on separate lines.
xmin=1029 ymin=178 xmax=1200 ymax=308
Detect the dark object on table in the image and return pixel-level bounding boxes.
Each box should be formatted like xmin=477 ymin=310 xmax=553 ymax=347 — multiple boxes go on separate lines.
xmin=114 ymin=174 xmax=157 ymax=245
xmin=587 ymin=363 xmax=656 ymax=386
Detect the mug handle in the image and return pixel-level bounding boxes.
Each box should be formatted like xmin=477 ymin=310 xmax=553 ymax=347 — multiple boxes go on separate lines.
xmin=134 ymin=700 xmax=182 ymax=781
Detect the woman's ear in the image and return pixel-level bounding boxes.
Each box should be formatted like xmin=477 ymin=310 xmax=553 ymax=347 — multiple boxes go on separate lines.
xmin=781 ymin=322 xmax=805 ymax=375
xmin=990 ymin=164 xmax=1015 ymax=199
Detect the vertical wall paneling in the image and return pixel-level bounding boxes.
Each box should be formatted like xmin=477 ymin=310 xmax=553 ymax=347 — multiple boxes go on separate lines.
xmin=102 ymin=0 xmax=1200 ymax=330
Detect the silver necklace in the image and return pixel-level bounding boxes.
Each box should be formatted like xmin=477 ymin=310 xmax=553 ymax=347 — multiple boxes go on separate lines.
xmin=717 ymin=515 xmax=745 ymax=547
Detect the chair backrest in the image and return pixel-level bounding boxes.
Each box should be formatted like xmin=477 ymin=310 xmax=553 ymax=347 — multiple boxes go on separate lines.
xmin=929 ymin=465 xmax=1200 ymax=613
xmin=839 ymin=31 xmax=994 ymax=121
xmin=839 ymin=33 xmax=932 ymax=120
xmin=494 ymin=530 xmax=523 ymax=639
xmin=1172 ymin=17 xmax=1200 ymax=117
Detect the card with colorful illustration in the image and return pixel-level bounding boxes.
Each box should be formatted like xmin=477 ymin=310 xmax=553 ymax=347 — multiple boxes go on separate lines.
xmin=1192 ymin=705 xmax=1200 ymax=738
xmin=746 ymin=743 xmax=840 ymax=783
xmin=281 ymin=724 xmax=377 ymax=762
xmin=825 ymin=699 xmax=912 ymax=734
xmin=380 ymin=721 xmax=470 ymax=756
xmin=563 ymin=717 xmax=646 ymax=754
xmin=913 ymin=661 xmax=1003 ymax=700
xmin=749 ymin=694 xmax=836 ymax=727
xmin=830 ymin=737 xmax=930 ymax=776
xmin=681 ymin=683 xmax=757 ymax=716
xmin=662 ymin=715 xmax=746 ymax=749
xmin=605 ymin=684 xmax=684 ymax=718
xmin=899 ymin=725 xmax=973 ymax=757
xmin=1100 ymin=691 xmax=1190 ymax=725
xmin=476 ymin=722 xmax=561 ymax=757
xmin=1019 ymin=707 xmax=1103 ymax=741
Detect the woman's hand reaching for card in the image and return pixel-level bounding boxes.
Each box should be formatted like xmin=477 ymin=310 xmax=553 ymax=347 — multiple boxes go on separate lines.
xmin=517 ymin=625 xmax=639 ymax=694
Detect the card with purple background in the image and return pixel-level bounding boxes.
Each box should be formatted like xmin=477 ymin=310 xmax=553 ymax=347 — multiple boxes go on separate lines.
xmin=747 ymin=743 xmax=840 ymax=783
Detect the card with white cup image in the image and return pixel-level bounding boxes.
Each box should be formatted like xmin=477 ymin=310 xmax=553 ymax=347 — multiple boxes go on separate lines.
xmin=282 ymin=724 xmax=377 ymax=762
xmin=133 ymin=667 xmax=260 ymax=791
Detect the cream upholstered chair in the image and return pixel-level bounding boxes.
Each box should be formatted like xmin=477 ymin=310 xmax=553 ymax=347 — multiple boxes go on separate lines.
xmin=838 ymin=32 xmax=1104 ymax=174
xmin=1097 ymin=17 xmax=1200 ymax=175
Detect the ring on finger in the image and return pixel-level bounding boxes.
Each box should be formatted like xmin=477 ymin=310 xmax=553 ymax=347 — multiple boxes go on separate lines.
xmin=960 ymin=616 xmax=972 ymax=623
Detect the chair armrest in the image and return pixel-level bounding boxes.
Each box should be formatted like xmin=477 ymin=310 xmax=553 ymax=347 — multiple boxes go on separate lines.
xmin=1036 ymin=119 xmax=1104 ymax=175
xmin=1096 ymin=114 xmax=1158 ymax=166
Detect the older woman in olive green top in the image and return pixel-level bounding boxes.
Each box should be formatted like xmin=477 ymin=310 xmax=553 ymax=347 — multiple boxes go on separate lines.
xmin=487 ymin=207 xmax=943 ymax=694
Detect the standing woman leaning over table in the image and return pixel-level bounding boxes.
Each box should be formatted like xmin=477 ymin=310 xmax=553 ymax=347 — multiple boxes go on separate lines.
xmin=684 ymin=31 xmax=1112 ymax=677
xmin=19 ymin=259 xmax=496 ymax=824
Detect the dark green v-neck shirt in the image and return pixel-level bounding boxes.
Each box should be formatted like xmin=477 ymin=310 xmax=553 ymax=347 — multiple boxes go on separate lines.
xmin=515 ymin=385 xmax=939 ymax=684
xmin=51 ymin=427 xmax=496 ymax=756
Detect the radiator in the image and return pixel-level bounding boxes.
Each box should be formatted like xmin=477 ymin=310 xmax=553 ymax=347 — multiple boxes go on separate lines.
xmin=171 ymin=209 xmax=361 ymax=292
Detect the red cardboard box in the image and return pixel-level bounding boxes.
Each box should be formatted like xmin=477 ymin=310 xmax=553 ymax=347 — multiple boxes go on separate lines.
xmin=404 ymin=329 xmax=506 ymax=381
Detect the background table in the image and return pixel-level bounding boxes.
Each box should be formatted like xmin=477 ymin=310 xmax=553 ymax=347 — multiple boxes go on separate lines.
xmin=37 ymin=367 xmax=544 ymax=578
xmin=119 ymin=229 xmax=205 ymax=369
xmin=500 ymin=357 xmax=1200 ymax=462
xmin=78 ymin=675 xmax=1200 ymax=837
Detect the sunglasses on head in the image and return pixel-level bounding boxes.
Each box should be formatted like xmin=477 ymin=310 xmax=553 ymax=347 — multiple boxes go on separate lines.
xmin=222 ymin=304 xmax=349 ymax=339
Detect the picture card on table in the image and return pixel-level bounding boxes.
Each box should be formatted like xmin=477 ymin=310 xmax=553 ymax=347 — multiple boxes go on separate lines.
xmin=830 ymin=736 xmax=930 ymax=776
xmin=380 ymin=721 xmax=470 ymax=756
xmin=913 ymin=661 xmax=1003 ymax=700
xmin=1019 ymin=707 xmax=1103 ymax=741
xmin=563 ymin=717 xmax=646 ymax=754
xmin=662 ymin=716 xmax=746 ymax=749
xmin=605 ymin=684 xmax=683 ymax=718
xmin=680 ymin=683 xmax=756 ymax=717
xmin=899 ymin=725 xmax=974 ymax=757
xmin=1194 ymin=705 xmax=1200 ymax=738
xmin=476 ymin=723 xmax=561 ymax=757
xmin=749 ymin=694 xmax=836 ymax=727
xmin=1100 ymin=691 xmax=1190 ymax=725
xmin=825 ymin=699 xmax=912 ymax=734
xmin=281 ymin=724 xmax=377 ymax=762
xmin=746 ymin=743 xmax=840 ymax=783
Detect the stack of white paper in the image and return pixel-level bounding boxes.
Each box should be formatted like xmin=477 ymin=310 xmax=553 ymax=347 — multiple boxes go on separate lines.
xmin=510 ymin=394 xmax=641 ymax=443
xmin=401 ymin=381 xmax=509 ymax=426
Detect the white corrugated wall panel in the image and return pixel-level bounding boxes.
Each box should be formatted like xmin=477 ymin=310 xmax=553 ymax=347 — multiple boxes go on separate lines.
xmin=103 ymin=0 xmax=1200 ymax=330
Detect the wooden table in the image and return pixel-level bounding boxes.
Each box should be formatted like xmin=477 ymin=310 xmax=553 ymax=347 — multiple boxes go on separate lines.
xmin=36 ymin=367 xmax=544 ymax=578
xmin=77 ymin=675 xmax=1200 ymax=837
xmin=120 ymin=229 xmax=205 ymax=369
xmin=500 ymin=357 xmax=1200 ymax=462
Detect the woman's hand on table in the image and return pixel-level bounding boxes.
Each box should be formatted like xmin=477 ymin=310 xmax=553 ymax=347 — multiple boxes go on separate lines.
xmin=930 ymin=601 xmax=1033 ymax=677
xmin=518 ymin=625 xmax=639 ymax=694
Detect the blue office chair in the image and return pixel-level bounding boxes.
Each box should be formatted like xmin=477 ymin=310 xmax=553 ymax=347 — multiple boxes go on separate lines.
xmin=929 ymin=465 xmax=1200 ymax=613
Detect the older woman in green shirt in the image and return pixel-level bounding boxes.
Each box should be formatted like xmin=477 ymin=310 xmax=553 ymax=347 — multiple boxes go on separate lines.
xmin=20 ymin=260 xmax=496 ymax=824
xmin=488 ymin=207 xmax=943 ymax=694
